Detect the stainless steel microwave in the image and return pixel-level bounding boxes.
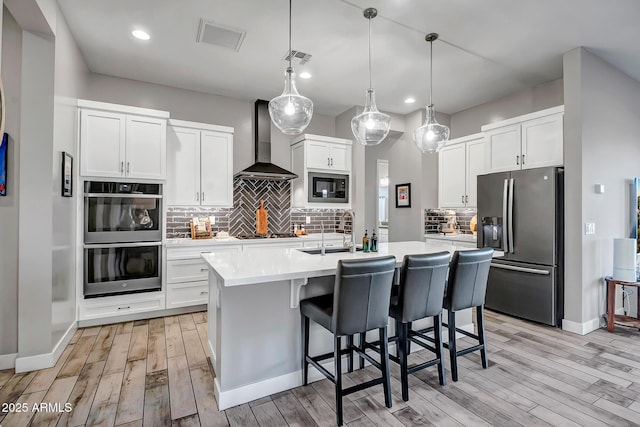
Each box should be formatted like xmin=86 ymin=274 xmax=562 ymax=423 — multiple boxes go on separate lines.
xmin=308 ymin=172 xmax=349 ymax=203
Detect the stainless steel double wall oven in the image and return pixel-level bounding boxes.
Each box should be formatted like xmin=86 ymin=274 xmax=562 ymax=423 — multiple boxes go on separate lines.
xmin=83 ymin=181 xmax=163 ymax=297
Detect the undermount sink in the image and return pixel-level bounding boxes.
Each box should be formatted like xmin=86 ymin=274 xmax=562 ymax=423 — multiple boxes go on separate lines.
xmin=298 ymin=247 xmax=363 ymax=255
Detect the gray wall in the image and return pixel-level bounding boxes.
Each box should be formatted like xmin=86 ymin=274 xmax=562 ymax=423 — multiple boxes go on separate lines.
xmin=51 ymin=3 xmax=89 ymax=346
xmin=85 ymin=74 xmax=336 ymax=175
xmin=563 ymin=47 xmax=640 ymax=327
xmin=449 ymin=78 xmax=564 ymax=138
xmin=0 ymin=6 xmax=22 ymax=358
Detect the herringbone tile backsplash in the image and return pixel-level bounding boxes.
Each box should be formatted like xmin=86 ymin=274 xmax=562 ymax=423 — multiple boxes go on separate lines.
xmin=230 ymin=178 xmax=291 ymax=235
xmin=167 ymin=179 xmax=348 ymax=238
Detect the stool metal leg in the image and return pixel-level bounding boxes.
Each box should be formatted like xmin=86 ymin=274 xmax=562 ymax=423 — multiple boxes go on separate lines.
xmin=379 ymin=327 xmax=392 ymax=408
xmin=477 ymin=305 xmax=489 ymax=369
xmin=407 ymin=321 xmax=412 ymax=354
xmin=448 ymin=310 xmax=458 ymax=382
xmin=433 ymin=312 xmax=446 ymax=385
xmin=395 ymin=319 xmax=401 ymax=359
xmin=334 ymin=335 xmax=344 ymax=426
xmin=302 ymin=315 xmax=310 ymax=385
xmin=398 ymin=323 xmax=409 ymax=401
xmin=347 ymin=335 xmax=354 ymax=373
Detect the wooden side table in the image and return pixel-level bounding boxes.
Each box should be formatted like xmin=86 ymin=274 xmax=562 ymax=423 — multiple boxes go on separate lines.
xmin=605 ymin=276 xmax=640 ymax=332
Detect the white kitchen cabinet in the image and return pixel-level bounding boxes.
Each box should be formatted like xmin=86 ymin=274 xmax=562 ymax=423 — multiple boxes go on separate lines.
xmin=167 ymin=120 xmax=234 ymax=207
xmin=296 ymin=134 xmax=352 ymax=173
xmin=483 ymin=106 xmax=564 ymax=173
xmin=166 ymin=244 xmax=241 ymax=308
xmin=290 ymin=134 xmax=352 ymax=208
xmin=79 ymin=291 xmax=166 ymax=322
xmin=438 ymin=134 xmax=485 ymax=208
xmin=79 ymin=100 xmax=169 ymax=180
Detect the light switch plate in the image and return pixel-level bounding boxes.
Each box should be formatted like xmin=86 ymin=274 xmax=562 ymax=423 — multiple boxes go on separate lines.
xmin=306 ymin=216 xmax=311 ymax=224
xmin=585 ymin=222 xmax=595 ymax=235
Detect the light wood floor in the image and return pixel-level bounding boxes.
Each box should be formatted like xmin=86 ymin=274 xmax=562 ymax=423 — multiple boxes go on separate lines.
xmin=1 ymin=310 xmax=640 ymax=426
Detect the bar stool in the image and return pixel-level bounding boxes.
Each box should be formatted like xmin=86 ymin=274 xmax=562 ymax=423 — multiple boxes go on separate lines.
xmin=387 ymin=252 xmax=450 ymax=401
xmin=300 ymin=256 xmax=396 ymax=426
xmin=442 ymin=247 xmax=493 ymax=381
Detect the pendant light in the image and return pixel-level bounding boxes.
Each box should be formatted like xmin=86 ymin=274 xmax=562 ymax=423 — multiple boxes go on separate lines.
xmin=414 ymin=33 xmax=449 ymax=153
xmin=269 ymin=0 xmax=313 ymax=135
xmin=351 ymin=8 xmax=390 ymax=146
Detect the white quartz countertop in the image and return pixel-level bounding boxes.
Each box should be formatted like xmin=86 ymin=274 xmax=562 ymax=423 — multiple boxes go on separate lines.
xmin=202 ymin=241 xmax=493 ymax=287
xmin=424 ymin=233 xmax=478 ymax=243
xmin=166 ymin=232 xmax=345 ymax=247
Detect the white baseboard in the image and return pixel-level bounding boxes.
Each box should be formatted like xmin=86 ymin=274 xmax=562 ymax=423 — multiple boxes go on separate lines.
xmin=213 ymin=322 xmax=474 ymax=410
xmin=562 ymin=317 xmax=600 ymax=336
xmin=15 ymin=321 xmax=77 ymax=373
xmin=0 ymin=353 xmax=17 ymax=370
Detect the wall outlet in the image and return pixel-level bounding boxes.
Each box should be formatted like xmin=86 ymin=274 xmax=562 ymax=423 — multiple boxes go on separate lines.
xmin=209 ymin=216 xmax=216 ymax=225
xmin=306 ymin=216 xmax=311 ymax=224
xmin=585 ymin=222 xmax=595 ymax=235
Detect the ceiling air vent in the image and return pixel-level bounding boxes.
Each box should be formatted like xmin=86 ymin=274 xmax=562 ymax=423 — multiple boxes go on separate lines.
xmin=197 ymin=19 xmax=246 ymax=52
xmin=283 ymin=50 xmax=312 ymax=65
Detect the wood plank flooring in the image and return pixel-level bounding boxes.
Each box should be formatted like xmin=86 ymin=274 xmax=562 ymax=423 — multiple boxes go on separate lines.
xmin=1 ymin=310 xmax=640 ymax=426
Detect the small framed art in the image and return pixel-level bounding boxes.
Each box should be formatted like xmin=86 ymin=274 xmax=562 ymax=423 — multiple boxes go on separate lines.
xmin=61 ymin=151 xmax=73 ymax=197
xmin=395 ymin=183 xmax=411 ymax=208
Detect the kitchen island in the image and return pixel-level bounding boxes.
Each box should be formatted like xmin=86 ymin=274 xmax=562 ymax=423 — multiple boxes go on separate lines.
xmin=202 ymin=241 xmax=481 ymax=410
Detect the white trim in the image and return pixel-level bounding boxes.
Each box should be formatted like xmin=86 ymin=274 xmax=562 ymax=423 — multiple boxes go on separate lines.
xmin=481 ymin=105 xmax=564 ymax=132
xmin=0 ymin=353 xmax=17 ymax=370
xmin=445 ymin=132 xmax=485 ymax=146
xmin=290 ymin=133 xmax=352 ymax=146
xmin=77 ymin=99 xmax=170 ymax=119
xmin=562 ymin=317 xmax=600 ymax=335
xmin=15 ymin=321 xmax=77 ymax=373
xmin=212 ymin=322 xmax=474 ymax=410
xmin=168 ymin=119 xmax=233 ymax=134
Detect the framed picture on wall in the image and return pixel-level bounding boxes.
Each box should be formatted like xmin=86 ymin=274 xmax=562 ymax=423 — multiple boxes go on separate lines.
xmin=395 ymin=183 xmax=411 ymax=208
xmin=0 ymin=133 xmax=6 ymax=196
xmin=61 ymin=151 xmax=73 ymax=197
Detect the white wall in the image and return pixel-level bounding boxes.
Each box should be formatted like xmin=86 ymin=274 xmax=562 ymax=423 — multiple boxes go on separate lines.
xmin=85 ymin=74 xmax=336 ymax=174
xmin=563 ymin=47 xmax=640 ymax=331
xmin=0 ymin=6 xmax=22 ymax=361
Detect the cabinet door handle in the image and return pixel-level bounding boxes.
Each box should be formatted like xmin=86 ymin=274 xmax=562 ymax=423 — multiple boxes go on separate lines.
xmin=200 ymin=268 xmax=209 ymax=272
xmin=196 ymin=192 xmax=199 ymax=201
xmin=201 ymin=192 xmax=205 ymax=201
xmin=461 ymin=195 xmax=465 ymax=203
xmin=200 ymin=291 xmax=209 ymax=295
xmin=117 ymin=306 xmax=131 ymax=310
xmin=522 ymin=154 xmax=525 ymax=165
xmin=328 ymin=157 xmax=330 ymax=166
xmin=516 ymin=155 xmax=520 ymax=165
xmin=465 ymin=195 xmax=469 ymax=204
xmin=126 ymin=162 xmax=130 ymax=174
xmin=120 ymin=161 xmax=124 ymax=174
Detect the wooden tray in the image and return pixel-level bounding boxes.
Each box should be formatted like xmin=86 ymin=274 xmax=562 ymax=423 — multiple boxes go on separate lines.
xmin=190 ymin=217 xmax=212 ymax=240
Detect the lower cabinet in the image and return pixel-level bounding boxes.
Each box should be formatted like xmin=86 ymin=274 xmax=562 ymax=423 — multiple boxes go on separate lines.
xmin=79 ymin=292 xmax=166 ymax=321
xmin=166 ymin=245 xmax=241 ymax=309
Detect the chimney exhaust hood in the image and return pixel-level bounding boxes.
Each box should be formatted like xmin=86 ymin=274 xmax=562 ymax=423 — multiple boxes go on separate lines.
xmin=233 ymin=100 xmax=298 ymax=181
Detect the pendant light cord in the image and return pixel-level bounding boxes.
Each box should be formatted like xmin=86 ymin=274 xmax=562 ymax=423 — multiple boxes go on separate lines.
xmin=429 ymin=39 xmax=433 ymax=106
xmin=368 ymin=15 xmax=372 ymax=90
xmin=288 ymin=0 xmax=293 ymax=69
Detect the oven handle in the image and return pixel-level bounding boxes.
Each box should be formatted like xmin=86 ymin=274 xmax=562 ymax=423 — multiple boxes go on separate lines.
xmin=84 ymin=241 xmax=162 ymax=249
xmin=84 ymin=193 xmax=162 ymax=199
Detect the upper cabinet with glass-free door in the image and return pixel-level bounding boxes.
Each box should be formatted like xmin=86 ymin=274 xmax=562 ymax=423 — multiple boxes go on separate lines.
xmin=166 ymin=119 xmax=234 ymax=207
xmin=483 ymin=105 xmax=563 ymax=173
xmin=438 ymin=133 xmax=485 ymax=208
xmin=79 ymin=100 xmax=169 ymax=180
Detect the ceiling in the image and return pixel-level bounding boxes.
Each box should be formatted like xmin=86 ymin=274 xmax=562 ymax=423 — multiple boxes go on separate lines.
xmin=56 ymin=0 xmax=640 ymax=116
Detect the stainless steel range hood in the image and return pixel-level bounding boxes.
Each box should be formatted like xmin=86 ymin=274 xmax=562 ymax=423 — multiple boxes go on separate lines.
xmin=233 ymin=100 xmax=298 ymax=181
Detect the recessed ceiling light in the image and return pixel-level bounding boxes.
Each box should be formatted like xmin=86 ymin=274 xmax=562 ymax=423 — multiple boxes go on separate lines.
xmin=132 ymin=30 xmax=151 ymax=40
xmin=404 ymin=97 xmax=416 ymax=104
xmin=299 ymin=72 xmax=312 ymax=79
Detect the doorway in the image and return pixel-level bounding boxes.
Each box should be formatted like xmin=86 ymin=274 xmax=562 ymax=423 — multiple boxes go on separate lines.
xmin=377 ymin=159 xmax=389 ymax=243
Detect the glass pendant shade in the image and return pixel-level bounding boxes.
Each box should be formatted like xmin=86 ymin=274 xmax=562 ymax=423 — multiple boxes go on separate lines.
xmin=269 ymin=67 xmax=313 ymax=135
xmin=414 ymin=104 xmax=450 ymax=153
xmin=351 ymin=89 xmax=390 ymax=146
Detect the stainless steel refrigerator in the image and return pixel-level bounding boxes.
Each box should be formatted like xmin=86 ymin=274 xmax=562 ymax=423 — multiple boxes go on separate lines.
xmin=477 ymin=166 xmax=563 ymax=326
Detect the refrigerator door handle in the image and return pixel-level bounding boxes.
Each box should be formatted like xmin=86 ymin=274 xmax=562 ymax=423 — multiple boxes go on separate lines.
xmin=502 ymin=179 xmax=509 ymax=251
xmin=508 ymin=178 xmax=515 ymax=253
xmin=490 ymin=262 xmax=550 ymax=275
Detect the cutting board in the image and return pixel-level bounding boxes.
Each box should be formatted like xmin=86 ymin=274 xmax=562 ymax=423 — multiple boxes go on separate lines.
xmin=256 ymin=200 xmax=268 ymax=234
xmin=470 ymin=215 xmax=478 ymax=234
